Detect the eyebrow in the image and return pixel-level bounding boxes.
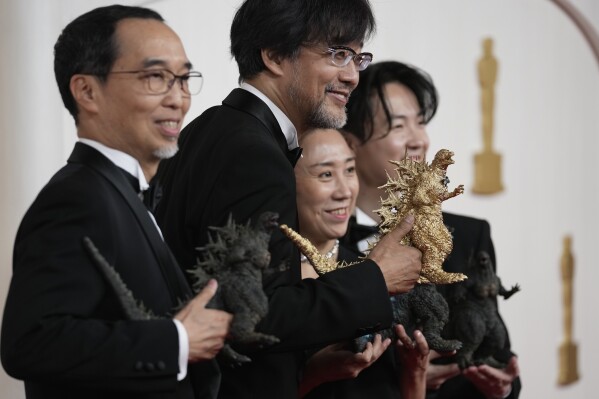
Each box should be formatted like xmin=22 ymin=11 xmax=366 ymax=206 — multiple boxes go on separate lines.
xmin=390 ymin=113 xmax=425 ymax=122
xmin=308 ymin=157 xmax=356 ymax=168
xmin=142 ymin=58 xmax=193 ymax=70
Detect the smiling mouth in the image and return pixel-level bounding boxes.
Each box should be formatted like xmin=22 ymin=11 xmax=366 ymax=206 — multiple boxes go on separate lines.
xmin=159 ymin=120 xmax=179 ymax=129
xmin=328 ymin=208 xmax=348 ymax=216
xmin=325 ymin=84 xmax=352 ymax=103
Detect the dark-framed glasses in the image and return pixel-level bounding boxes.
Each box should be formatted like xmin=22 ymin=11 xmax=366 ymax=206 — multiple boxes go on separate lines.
xmin=326 ymin=46 xmax=373 ymax=71
xmin=108 ymin=69 xmax=203 ymax=96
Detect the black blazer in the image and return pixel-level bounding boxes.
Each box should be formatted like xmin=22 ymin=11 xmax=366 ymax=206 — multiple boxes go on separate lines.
xmin=341 ymin=211 xmax=521 ymax=399
xmin=1 ymin=143 xmax=219 ymax=399
xmin=429 ymin=212 xmax=521 ymax=399
xmin=155 ymin=89 xmax=394 ymax=398
xmin=304 ymin=246 xmax=401 ymax=399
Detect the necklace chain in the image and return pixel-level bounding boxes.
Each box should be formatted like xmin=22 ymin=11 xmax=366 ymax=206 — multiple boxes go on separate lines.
xmin=300 ymin=239 xmax=339 ymax=263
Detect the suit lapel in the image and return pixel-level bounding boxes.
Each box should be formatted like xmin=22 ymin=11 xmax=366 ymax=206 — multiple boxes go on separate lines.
xmin=223 ymin=88 xmax=302 ymax=278
xmin=223 ymin=88 xmax=289 ymax=155
xmin=68 ymin=143 xmax=192 ymax=303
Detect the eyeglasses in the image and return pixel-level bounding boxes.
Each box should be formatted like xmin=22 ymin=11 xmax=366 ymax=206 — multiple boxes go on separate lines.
xmin=325 ymin=46 xmax=373 ymax=71
xmin=107 ymin=69 xmax=203 ymax=96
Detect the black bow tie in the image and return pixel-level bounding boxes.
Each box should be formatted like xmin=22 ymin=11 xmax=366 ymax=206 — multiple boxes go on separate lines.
xmin=287 ymin=146 xmax=303 ymax=167
xmin=142 ymin=181 xmax=162 ymax=213
xmin=119 ymin=168 xmax=160 ymax=212
xmin=340 ymin=215 xmax=379 ymax=254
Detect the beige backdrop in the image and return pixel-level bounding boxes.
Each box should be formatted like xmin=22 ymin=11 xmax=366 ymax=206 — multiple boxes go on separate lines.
xmin=1 ymin=1 xmax=598 ymax=398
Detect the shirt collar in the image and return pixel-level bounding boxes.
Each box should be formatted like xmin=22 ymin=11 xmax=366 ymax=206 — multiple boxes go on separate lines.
xmin=78 ymin=138 xmax=149 ymax=192
xmin=355 ymin=207 xmax=378 ymax=226
xmin=239 ymin=82 xmax=299 ymax=149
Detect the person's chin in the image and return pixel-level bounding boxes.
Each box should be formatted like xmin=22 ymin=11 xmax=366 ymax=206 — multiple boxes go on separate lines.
xmin=311 ymin=107 xmax=346 ymax=130
xmin=154 ymin=143 xmax=179 ymax=160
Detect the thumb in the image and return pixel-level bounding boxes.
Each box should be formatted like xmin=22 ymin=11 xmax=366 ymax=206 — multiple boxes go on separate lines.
xmin=194 ymin=279 xmax=218 ymax=307
xmin=385 ymin=213 xmax=414 ymax=241
xmin=505 ymin=356 xmax=519 ymax=377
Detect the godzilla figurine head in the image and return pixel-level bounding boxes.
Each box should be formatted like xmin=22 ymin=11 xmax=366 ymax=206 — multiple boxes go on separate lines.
xmin=430 ymin=149 xmax=455 ymax=171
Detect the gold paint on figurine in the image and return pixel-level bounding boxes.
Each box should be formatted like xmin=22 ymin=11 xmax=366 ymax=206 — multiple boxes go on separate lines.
xmin=373 ymin=149 xmax=467 ymax=284
xmin=282 ymin=149 xmax=467 ymax=285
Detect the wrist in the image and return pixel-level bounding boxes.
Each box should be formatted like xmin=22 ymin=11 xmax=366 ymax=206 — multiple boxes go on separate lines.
xmin=488 ymin=384 xmax=512 ymax=399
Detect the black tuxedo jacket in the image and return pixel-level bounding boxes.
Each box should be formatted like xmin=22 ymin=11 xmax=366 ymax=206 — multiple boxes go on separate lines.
xmin=341 ymin=211 xmax=521 ymax=399
xmin=155 ymin=89 xmax=393 ymax=398
xmin=1 ymin=143 xmax=219 ymax=399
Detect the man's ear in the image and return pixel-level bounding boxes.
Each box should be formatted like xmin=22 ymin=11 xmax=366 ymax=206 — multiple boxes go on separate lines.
xmin=260 ymin=48 xmax=286 ymax=77
xmin=70 ymin=74 xmax=100 ymax=114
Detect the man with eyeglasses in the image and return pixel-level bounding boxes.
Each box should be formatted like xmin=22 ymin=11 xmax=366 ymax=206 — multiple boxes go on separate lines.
xmin=155 ymin=0 xmax=423 ymax=398
xmin=1 ymin=5 xmax=231 ymax=399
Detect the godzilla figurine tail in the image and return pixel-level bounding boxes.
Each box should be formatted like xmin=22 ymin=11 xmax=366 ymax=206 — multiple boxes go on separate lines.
xmin=82 ymin=236 xmax=155 ymax=320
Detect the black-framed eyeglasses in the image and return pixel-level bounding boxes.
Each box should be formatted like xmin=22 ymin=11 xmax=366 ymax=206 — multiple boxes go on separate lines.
xmin=325 ymin=46 xmax=373 ymax=71
xmin=107 ymin=69 xmax=203 ymax=96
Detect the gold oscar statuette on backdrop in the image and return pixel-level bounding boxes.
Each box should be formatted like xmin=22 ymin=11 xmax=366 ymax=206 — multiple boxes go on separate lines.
xmin=472 ymin=37 xmax=504 ymax=194
xmin=558 ymin=235 xmax=580 ymax=385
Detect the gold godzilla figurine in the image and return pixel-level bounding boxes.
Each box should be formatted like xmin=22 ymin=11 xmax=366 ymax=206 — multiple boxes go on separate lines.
xmin=376 ymin=149 xmax=466 ymax=284
xmin=281 ymin=149 xmax=467 ymax=284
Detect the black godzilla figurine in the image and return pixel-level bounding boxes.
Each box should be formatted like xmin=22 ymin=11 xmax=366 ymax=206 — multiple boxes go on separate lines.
xmin=189 ymin=212 xmax=280 ymax=366
xmin=442 ymin=250 xmax=520 ymax=369
xmin=354 ymin=283 xmax=462 ymax=353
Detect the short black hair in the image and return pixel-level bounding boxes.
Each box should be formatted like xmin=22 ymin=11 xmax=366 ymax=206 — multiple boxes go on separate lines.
xmin=345 ymin=61 xmax=438 ymax=144
xmin=54 ymin=5 xmax=164 ymax=123
xmin=230 ymin=0 xmax=376 ymax=81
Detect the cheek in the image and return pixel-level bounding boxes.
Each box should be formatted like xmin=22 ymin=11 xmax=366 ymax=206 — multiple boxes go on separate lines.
xmin=182 ymin=98 xmax=192 ymax=114
xmin=347 ymin=179 xmax=359 ymax=209
xmin=297 ymin=182 xmax=325 ymax=213
xmin=349 ymin=179 xmax=359 ymax=199
xmin=364 ymin=142 xmax=397 ymax=168
xmin=423 ymin=136 xmax=430 ymax=152
xmin=384 ymin=136 xmax=409 ymax=159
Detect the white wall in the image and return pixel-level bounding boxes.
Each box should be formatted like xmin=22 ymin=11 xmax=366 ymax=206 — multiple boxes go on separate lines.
xmin=1 ymin=0 xmax=597 ymax=398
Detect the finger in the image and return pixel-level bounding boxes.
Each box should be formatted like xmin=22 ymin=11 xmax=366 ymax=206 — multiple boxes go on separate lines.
xmin=438 ymin=363 xmax=461 ymax=379
xmin=384 ymin=214 xmax=414 ymax=242
xmin=505 ymin=356 xmax=520 ymax=377
xmin=412 ymin=330 xmax=429 ymax=354
xmin=428 ymin=350 xmax=443 ymax=360
xmin=394 ymin=324 xmax=407 ymax=339
xmin=381 ymin=337 xmax=392 ymax=352
xmin=193 ymin=279 xmax=218 ymax=307
xmin=371 ymin=335 xmax=390 ymax=358
xmin=394 ymin=324 xmax=414 ymax=348
xmin=174 ymin=298 xmax=193 ymax=320
xmin=360 ymin=341 xmax=374 ymax=359
xmin=463 ymin=366 xmax=491 ymax=385
xmin=476 ymin=364 xmax=511 ymax=385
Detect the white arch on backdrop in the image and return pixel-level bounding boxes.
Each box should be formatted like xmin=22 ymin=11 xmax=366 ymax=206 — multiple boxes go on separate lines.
xmin=551 ymin=0 xmax=599 ymax=67
xmin=1 ymin=1 xmax=598 ymax=399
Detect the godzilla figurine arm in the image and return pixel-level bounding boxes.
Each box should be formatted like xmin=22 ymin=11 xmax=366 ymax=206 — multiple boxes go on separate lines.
xmin=498 ymin=280 xmax=521 ymax=300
